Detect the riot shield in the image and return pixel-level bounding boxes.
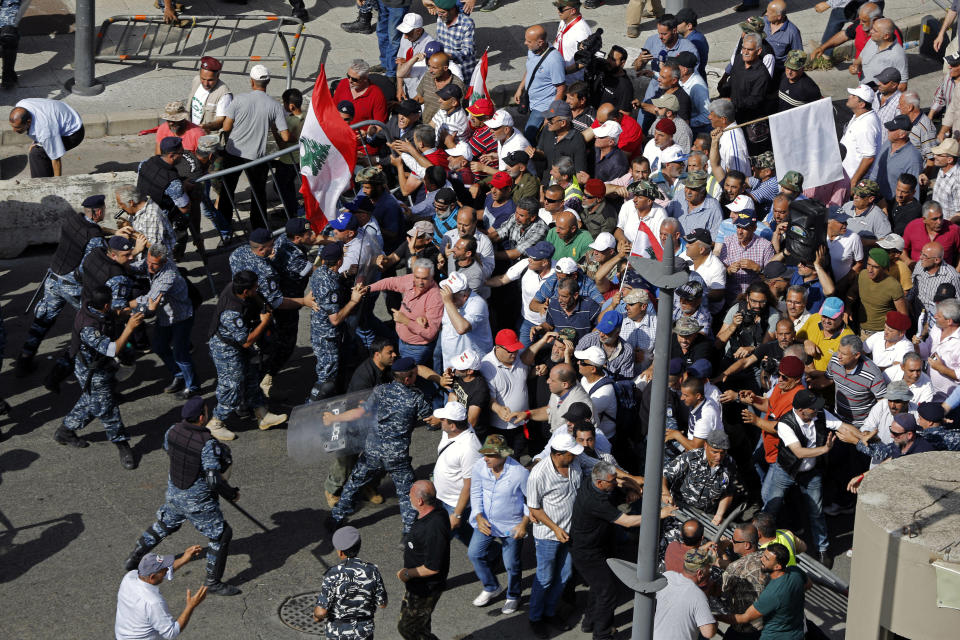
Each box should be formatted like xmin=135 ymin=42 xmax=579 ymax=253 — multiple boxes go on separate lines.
xmin=286 ymin=390 xmax=378 ymax=465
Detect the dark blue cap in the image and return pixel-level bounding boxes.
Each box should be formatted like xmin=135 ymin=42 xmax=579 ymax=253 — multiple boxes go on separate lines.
xmin=393 ymin=356 xmax=416 ymax=372
xmin=108 ymin=235 xmax=134 ymax=251
xmin=918 ymin=402 xmax=945 ymax=423
xmin=285 ymin=217 xmax=310 ymax=235
xmin=181 ymin=396 xmax=206 ymax=420
xmin=249 ymin=228 xmax=273 ymax=244
xmin=82 ymin=194 xmax=105 ymax=208
xmin=687 ymin=358 xmax=713 ymax=378
xmin=525 ymin=240 xmax=554 ymax=260
xmin=424 ymin=41 xmax=444 ymax=57
xmin=337 ymin=100 xmax=355 ymax=117
xmin=320 ymin=242 xmax=343 ymax=261
xmin=159 ymin=136 xmax=183 ymax=153
xmin=669 ymin=357 xmax=684 ymax=375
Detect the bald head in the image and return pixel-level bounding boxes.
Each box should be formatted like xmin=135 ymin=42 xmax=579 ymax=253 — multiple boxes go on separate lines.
xmin=411 ymin=480 xmax=436 ymax=504
xmin=552 ymin=362 xmax=576 ymax=384
xmin=859 ymin=2 xmax=881 ymax=22
xmin=874 ymin=17 xmax=894 ymax=38
xmin=427 ymin=52 xmax=451 ymax=75
xmin=525 ymin=25 xmax=547 ymax=44
xmin=553 ymin=210 xmax=576 ymax=229
xmin=923 ymin=241 xmax=945 ymax=260
xmin=766 ymin=0 xmax=786 ymax=19
xmin=8 ymin=107 xmax=29 ymax=133
xmin=596 ymin=103 xmax=618 ymax=122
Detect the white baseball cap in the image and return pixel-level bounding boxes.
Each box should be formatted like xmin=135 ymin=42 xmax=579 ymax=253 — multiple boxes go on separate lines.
xmin=397 ymin=13 xmax=424 ymax=33
xmin=661 ymin=144 xmax=686 ymax=165
xmin=249 ymin=64 xmax=270 ymax=81
xmin=728 ymin=194 xmax=755 ymax=213
xmin=549 ymin=430 xmax=584 ymax=455
xmin=574 ymin=345 xmax=607 ymax=367
xmin=555 ymin=257 xmax=579 ymax=274
xmin=433 ymin=401 xmax=468 ymax=422
xmin=445 ymin=141 xmax=473 ymax=160
xmin=452 ymin=349 xmax=482 ymax=371
xmin=484 ymin=109 xmax=514 ymax=129
xmin=588 ymin=231 xmax=616 ymax=252
xmin=847 ymin=84 xmax=875 ymax=105
xmin=593 ymin=120 xmax=622 ymax=141
xmin=877 ymin=233 xmax=905 ymax=252
xmin=440 ymin=271 xmax=468 ymax=294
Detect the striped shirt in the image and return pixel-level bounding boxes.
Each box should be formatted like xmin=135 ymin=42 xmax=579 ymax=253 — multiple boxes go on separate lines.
xmin=719 ymin=234 xmax=775 ymax=301
xmin=137 ymin=259 xmax=193 ymax=326
xmin=875 ymin=90 xmax=902 ymax=127
xmin=909 ymin=112 xmax=937 ymax=161
xmin=468 ymin=125 xmax=497 ymax=181
xmin=931 ymin=75 xmax=959 ymax=116
xmin=132 ymin=200 xmax=177 ymax=255
xmin=825 ymin=355 xmax=887 ymax=427
xmin=912 ymin=261 xmax=960 ymax=322
xmin=436 ymin=13 xmax=476 ymax=80
xmin=526 ymin=455 xmax=582 ymax=541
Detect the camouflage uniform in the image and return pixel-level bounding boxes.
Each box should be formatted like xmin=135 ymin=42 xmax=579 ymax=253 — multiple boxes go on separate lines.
xmin=132 ymin=425 xmax=233 ymax=582
xmin=316 ymin=557 xmax=388 ymax=639
xmin=309 ymin=264 xmax=342 ymax=402
xmin=209 ymin=300 xmax=266 ymax=421
xmin=661 ymin=448 xmax=739 ymax=548
xmin=719 ymin=550 xmax=767 ymax=635
xmin=268 ymin=234 xmax=312 ymax=377
xmin=0 ymin=1 xmax=21 ymax=86
xmin=63 ymin=306 xmax=129 ymax=442
xmin=331 ymin=381 xmax=432 ymax=532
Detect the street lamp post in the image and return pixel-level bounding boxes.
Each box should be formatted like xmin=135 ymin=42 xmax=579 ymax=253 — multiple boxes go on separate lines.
xmin=71 ymin=0 xmax=104 ymax=95
xmin=607 ymin=235 xmax=689 ymax=640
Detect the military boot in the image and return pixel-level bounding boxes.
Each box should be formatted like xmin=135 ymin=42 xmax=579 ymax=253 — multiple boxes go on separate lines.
xmin=205 ymin=525 xmax=241 ymax=596
xmin=116 ymin=441 xmax=138 ymax=470
xmin=13 ymin=353 xmax=33 ymax=377
xmin=206 ymin=417 xmax=236 ymax=441
xmin=44 ymin=354 xmax=74 ymax=393
xmin=341 ymin=10 xmax=375 ymax=34
xmin=255 ymin=406 xmax=287 ymax=430
xmin=54 ymin=424 xmax=89 ymax=448
xmin=259 ymin=373 xmax=273 ymax=398
xmin=123 ymin=535 xmax=158 ymax=571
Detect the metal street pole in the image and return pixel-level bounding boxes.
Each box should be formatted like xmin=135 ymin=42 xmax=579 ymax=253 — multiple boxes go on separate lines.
xmin=607 ymin=235 xmax=689 ymax=640
xmin=71 ymin=0 xmax=104 ymax=95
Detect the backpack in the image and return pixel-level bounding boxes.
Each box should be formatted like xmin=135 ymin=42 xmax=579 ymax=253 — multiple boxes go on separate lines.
xmin=784 ymin=198 xmax=827 ymax=267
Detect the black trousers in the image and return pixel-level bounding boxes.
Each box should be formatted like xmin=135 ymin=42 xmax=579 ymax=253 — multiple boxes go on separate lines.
xmin=571 ymin=550 xmax=619 ymax=638
xmin=29 ymin=125 xmax=85 ymax=178
xmin=218 ymin=153 xmax=270 ymax=230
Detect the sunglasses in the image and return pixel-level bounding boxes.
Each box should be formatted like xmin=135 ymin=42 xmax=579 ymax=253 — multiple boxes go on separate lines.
xmin=889 ymin=429 xmax=907 ymax=437
xmin=545 ymin=196 xmax=562 ymax=203
xmin=347 ymin=75 xmax=362 ymax=83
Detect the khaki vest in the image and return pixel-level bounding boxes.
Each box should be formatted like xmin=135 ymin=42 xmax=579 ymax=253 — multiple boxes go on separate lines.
xmin=189 ymin=76 xmax=231 ymax=126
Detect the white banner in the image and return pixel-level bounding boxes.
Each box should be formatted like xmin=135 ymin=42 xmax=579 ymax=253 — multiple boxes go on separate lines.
xmin=769 ymin=97 xmax=844 ymax=190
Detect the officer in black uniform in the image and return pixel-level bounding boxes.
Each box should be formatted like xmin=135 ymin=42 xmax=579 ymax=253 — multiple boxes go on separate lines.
xmin=137 ymin=136 xmax=192 ymax=259
xmin=123 ymin=396 xmax=241 ymax=596
xmin=16 ymin=194 xmax=108 ymax=376
xmin=314 ymin=526 xmax=388 ymax=639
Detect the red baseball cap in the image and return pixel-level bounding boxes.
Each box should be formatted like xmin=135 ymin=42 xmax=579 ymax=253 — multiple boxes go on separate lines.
xmin=495 ymin=329 xmax=524 ymax=352
xmin=490 ymin=171 xmax=514 ymax=189
xmin=584 ymin=178 xmax=606 ymax=198
xmin=466 ymin=98 xmax=495 ymax=118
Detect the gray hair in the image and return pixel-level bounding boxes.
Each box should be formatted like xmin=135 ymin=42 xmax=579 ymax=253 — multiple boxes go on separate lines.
xmin=742 ymin=32 xmax=763 ymax=49
xmin=786 ymin=285 xmax=808 ymax=301
xmin=591 ymin=461 xmax=617 ymax=483
xmin=517 ymin=196 xmax=540 ymax=213
xmin=115 ymin=185 xmax=143 ymax=205
xmin=148 ymin=243 xmax=169 ymax=260
xmin=661 ymin=217 xmax=679 ymax=233
xmin=902 ymin=351 xmax=923 ymax=366
xmin=923 ymin=200 xmax=944 ymax=218
xmin=783 ymin=344 xmax=807 ymax=362
xmin=860 ymin=3 xmax=882 ymax=21
xmin=938 ymin=299 xmax=960 ymax=324
xmin=660 ymin=60 xmax=680 ymax=78
xmin=412 ymin=257 xmax=434 ymax=276
xmin=901 ymin=91 xmax=921 ymax=109
xmin=554 ymin=156 xmax=575 ymax=178
xmin=839 ymin=334 xmax=863 ymax=355
xmin=413 ymin=124 xmax=436 ymax=149
xmin=687 ymin=150 xmax=707 ymax=166
xmin=708 ymin=98 xmax=735 ymax=122
xmin=349 ymin=59 xmax=370 ymax=77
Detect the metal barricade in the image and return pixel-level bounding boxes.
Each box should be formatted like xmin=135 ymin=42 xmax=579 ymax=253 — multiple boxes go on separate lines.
xmin=95 ymin=14 xmax=305 ymax=90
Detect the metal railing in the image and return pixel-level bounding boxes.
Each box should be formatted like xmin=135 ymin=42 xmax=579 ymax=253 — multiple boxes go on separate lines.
xmin=95 ymin=14 xmax=305 ymax=90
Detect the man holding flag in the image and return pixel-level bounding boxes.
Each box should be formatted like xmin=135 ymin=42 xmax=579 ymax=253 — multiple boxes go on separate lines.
xmin=614 ymin=180 xmax=667 ymax=260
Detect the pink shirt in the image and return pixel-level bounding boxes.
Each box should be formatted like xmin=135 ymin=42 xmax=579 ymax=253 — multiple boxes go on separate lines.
xmin=369 ymin=274 xmax=443 ymax=345
xmin=156 ymin=121 xmax=205 ymax=152
xmin=903 ymin=218 xmax=960 ymax=264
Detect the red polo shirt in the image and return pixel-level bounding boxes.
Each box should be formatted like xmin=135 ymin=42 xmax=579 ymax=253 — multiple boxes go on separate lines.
xmin=591 ymin=116 xmax=644 ymax=157
xmin=332 ymin=80 xmax=387 ymax=132
xmin=903 ymin=218 xmax=960 ymax=264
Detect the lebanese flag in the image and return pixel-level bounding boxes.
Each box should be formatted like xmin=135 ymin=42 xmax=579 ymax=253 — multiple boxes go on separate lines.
xmin=465 ymin=49 xmax=491 ymax=105
xmin=299 ymin=65 xmax=357 ymax=231
xmin=630 ymin=221 xmax=663 ymax=261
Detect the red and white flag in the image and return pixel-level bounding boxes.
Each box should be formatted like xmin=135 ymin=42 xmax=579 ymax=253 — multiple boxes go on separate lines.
xmin=465 ymin=48 xmax=490 ymax=106
xmin=299 ymin=65 xmax=357 ymax=231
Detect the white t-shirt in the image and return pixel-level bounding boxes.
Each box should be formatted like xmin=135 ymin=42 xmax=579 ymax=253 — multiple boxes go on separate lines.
xmin=687 ymin=399 xmax=723 ymax=441
xmin=480 ymin=351 xmax=531 ymax=430
xmin=719 ymin=125 xmax=750 ymax=176
xmin=497 ymin=130 xmax=531 ymax=169
xmin=440 ymin=293 xmax=494 ymax=369
xmin=582 ymin=377 xmax=618 ymax=438
xmin=503 ymin=259 xmax=552 ymax=325
xmin=397 ymin=33 xmax=438 ymax=98
xmin=827 ymin=229 xmax=864 ymax=281
xmin=778 ymin=409 xmax=842 ymax=473
xmin=840 ymin=110 xmax=882 ymax=180
xmin=190 ymin=86 xmax=232 ymax=126
xmin=691 ymin=253 xmax=727 ymax=314
xmin=431 ymin=108 xmax=470 ymax=144
xmin=554 ymin=17 xmax=592 ymax=82
xmin=653 ymin=571 xmax=716 ymax=640
xmin=617 ymin=202 xmax=666 ymax=249
xmin=863 ymin=333 xmax=914 ymax=381
xmin=115 ymin=571 xmax=180 ymax=640
xmin=643 ymin=141 xmax=681 ymax=174
xmin=434 ymin=428 xmax=483 ymax=508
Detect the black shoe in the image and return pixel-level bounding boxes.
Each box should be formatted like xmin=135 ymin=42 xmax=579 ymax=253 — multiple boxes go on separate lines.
xmin=734 ymin=3 xmax=759 ymax=11
xmin=205 ymin=581 xmax=241 ymax=596
xmin=164 ymin=378 xmax=186 ymax=394
xmin=530 ymin=620 xmax=550 ymax=639
xmin=124 ymin=539 xmax=154 ymax=571
xmin=54 ymin=424 xmax=89 ymax=448
xmin=323 ymin=515 xmax=342 ymax=532
xmin=818 ymin=551 xmax=834 ymax=570
xmin=547 ymin=614 xmax=572 ymax=631
xmin=479 ymin=0 xmax=500 ymax=10
xmin=581 ymin=617 xmax=594 ymax=633
xmin=341 ymin=11 xmax=375 ymax=34
xmin=174 ymin=388 xmax=199 ymax=401
xmin=14 ymin=354 xmax=34 ymax=378
xmin=116 ymin=441 xmax=138 ymax=470
xmin=235 ymin=407 xmax=252 ymax=419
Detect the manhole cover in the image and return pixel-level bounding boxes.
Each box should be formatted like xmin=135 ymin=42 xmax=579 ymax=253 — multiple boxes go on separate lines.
xmin=279 ymin=591 xmax=324 ymax=635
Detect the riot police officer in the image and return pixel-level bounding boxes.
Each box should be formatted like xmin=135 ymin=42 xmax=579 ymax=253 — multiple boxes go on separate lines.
xmin=136 ymin=136 xmax=192 ymax=258
xmin=15 ymin=194 xmax=108 ymax=376
xmin=80 ymin=234 xmax=145 ymax=308
xmin=326 ymin=357 xmax=432 ymax=534
xmin=206 ymin=270 xmax=288 ymax=441
xmin=54 ymin=285 xmax=144 ymax=469
xmin=122 ymin=396 xmax=241 ymax=596
xmin=261 ymin=217 xmax=317 ymax=398
xmin=308 ymin=242 xmax=366 ymax=402
xmin=0 ymin=0 xmax=21 ymax=88
xmin=314 ymin=526 xmax=387 ymax=639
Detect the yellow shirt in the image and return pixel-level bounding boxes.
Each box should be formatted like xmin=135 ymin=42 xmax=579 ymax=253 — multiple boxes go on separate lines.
xmin=797 ymin=313 xmax=855 ymax=370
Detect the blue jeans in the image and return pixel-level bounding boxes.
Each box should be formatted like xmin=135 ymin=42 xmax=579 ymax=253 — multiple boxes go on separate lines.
xmin=524 ymin=109 xmax=548 ymax=146
xmin=376 ymin=2 xmax=405 ymax=76
xmin=761 ymin=463 xmax=829 ymax=553
xmin=820 ymin=7 xmax=848 ymax=57
xmin=528 ymin=536 xmax=571 ymax=622
xmin=151 ymin=316 xmax=197 ymax=391
xmin=399 ymin=339 xmax=436 ymax=365
xmin=468 ymin=527 xmax=524 ymax=600
xmin=518 ymin=318 xmax=537 ymax=347
xmin=441 ymin=501 xmax=473 ymax=546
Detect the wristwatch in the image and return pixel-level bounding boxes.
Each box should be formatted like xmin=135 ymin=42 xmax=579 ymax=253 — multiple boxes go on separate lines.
xmin=454 ymin=513 xmax=462 ymax=519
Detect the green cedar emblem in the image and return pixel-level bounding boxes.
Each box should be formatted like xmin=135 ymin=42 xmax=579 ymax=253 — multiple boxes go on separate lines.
xmin=301 ymin=137 xmax=331 ymax=175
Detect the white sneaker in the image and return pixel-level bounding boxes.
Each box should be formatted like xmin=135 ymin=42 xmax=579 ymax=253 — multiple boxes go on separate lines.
xmin=501 ymin=598 xmax=519 ymax=614
xmin=472 ymin=586 xmax=503 ymax=607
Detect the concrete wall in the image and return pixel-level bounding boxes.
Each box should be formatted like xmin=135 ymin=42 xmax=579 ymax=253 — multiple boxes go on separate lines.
xmin=0 ymin=171 xmax=137 ymax=258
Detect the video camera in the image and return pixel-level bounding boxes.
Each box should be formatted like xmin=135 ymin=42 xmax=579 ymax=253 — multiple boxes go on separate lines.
xmin=574 ymin=28 xmax=606 ymax=104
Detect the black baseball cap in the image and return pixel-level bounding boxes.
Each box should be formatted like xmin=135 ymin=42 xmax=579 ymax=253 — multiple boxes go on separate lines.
xmin=793 ymin=389 xmax=825 ymax=411
xmin=675 ymin=8 xmax=697 ymax=23
xmin=337 ymin=100 xmax=355 ymax=117
xmin=435 ymin=187 xmax=457 ymax=205
xmin=672 ymin=51 xmax=698 ymax=70
xmin=935 ymin=282 xmax=957 ymax=302
xmin=763 ymin=261 xmax=788 ymax=280
xmin=397 ymin=99 xmax=421 ymax=116
xmin=504 ymin=150 xmax=529 ymax=167
xmin=883 ymin=114 xmax=912 ymax=132
xmin=684 ymin=228 xmax=711 ymax=246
